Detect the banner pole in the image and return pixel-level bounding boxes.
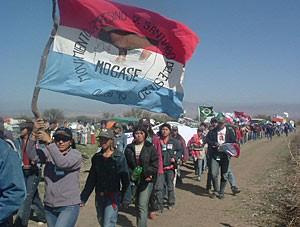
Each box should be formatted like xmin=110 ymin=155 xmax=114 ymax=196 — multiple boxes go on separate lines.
xmin=31 ymin=0 xmax=58 ymax=118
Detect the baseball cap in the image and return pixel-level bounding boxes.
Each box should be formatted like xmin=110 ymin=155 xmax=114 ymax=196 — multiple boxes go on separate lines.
xmin=53 ymin=127 xmax=73 ymax=139
xmin=217 ymin=116 xmax=226 ymax=123
xmin=98 ymin=128 xmax=114 ymax=139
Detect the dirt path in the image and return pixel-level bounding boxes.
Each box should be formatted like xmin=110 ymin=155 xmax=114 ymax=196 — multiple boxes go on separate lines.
xmin=29 ymin=133 xmax=293 ymax=227
xmin=75 ymin=134 xmax=291 ymax=227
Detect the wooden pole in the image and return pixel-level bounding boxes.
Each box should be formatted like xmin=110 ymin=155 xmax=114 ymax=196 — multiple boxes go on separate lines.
xmin=31 ymin=0 xmax=58 ymax=119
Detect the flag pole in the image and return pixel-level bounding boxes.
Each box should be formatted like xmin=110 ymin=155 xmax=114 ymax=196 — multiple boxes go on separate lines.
xmin=31 ymin=0 xmax=58 ymax=118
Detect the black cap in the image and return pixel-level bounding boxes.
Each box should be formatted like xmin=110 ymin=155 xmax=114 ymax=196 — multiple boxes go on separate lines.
xmin=53 ymin=127 xmax=73 ymax=139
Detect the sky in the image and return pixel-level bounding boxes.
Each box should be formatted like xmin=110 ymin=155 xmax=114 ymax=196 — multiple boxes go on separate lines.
xmin=0 ymin=0 xmax=300 ymax=116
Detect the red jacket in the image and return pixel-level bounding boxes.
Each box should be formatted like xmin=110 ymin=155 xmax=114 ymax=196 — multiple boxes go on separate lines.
xmin=187 ymin=134 xmax=205 ymax=159
xmin=152 ymin=135 xmax=164 ymax=174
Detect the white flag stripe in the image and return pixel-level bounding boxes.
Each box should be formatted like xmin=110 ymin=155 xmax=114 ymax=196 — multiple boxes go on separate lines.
xmin=53 ymin=26 xmax=184 ymax=90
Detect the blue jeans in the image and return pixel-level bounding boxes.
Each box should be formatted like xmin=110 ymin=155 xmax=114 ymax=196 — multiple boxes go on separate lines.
xmin=210 ymin=155 xmax=230 ymax=194
xmin=150 ymin=173 xmax=164 ymax=212
xmin=227 ymin=167 xmax=237 ymax=188
xmin=194 ymin=159 xmax=204 ymax=176
xmin=15 ymin=170 xmax=45 ymax=226
xmin=164 ymin=170 xmax=175 ymax=206
xmin=95 ymin=193 xmax=120 ymax=227
xmin=123 ymin=181 xmax=136 ymax=205
xmin=136 ymin=182 xmax=153 ymax=227
xmin=45 ymin=205 xmax=80 ymax=227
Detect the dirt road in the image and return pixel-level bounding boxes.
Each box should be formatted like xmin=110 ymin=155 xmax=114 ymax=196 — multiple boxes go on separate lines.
xmin=76 ymin=134 xmax=292 ymax=227
xmin=29 ymin=133 xmax=293 ymax=227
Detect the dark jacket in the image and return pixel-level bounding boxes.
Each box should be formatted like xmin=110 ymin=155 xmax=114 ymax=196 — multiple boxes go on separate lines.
xmin=172 ymin=134 xmax=189 ymax=161
xmin=124 ymin=141 xmax=158 ymax=186
xmin=206 ymin=125 xmax=236 ymax=159
xmin=80 ymin=150 xmax=130 ymax=203
xmin=161 ymin=137 xmax=183 ymax=169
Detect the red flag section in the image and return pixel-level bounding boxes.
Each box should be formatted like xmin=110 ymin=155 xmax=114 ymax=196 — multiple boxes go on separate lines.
xmin=58 ymin=0 xmax=199 ymax=65
xmin=234 ymin=111 xmax=251 ymax=122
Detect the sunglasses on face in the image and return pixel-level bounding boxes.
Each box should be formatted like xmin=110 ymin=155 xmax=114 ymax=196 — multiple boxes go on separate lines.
xmin=54 ymin=135 xmax=71 ymax=142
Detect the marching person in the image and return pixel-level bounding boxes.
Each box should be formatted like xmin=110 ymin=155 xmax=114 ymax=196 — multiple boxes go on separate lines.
xmin=90 ymin=122 xmax=96 ymax=145
xmin=206 ymin=116 xmax=237 ymax=199
xmin=113 ymin=122 xmax=127 ymax=153
xmin=137 ymin=118 xmax=163 ymax=220
xmin=81 ymin=129 xmax=130 ymax=227
xmin=187 ymin=127 xmax=206 ymax=181
xmin=32 ymin=121 xmax=83 ymax=227
xmin=124 ymin=125 xmax=158 ymax=227
xmin=206 ymin=117 xmax=218 ymax=193
xmin=154 ymin=123 xmax=182 ymax=210
xmin=14 ymin=121 xmax=46 ymax=227
xmin=0 ymin=118 xmax=26 ymax=227
xmin=171 ymin=126 xmax=188 ymax=185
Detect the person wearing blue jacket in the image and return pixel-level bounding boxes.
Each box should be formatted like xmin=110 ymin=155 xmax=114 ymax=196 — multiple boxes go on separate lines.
xmin=0 ymin=138 xmax=26 ymax=226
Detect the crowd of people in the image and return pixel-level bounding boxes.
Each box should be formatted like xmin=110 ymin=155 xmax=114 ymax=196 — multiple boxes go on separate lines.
xmin=0 ymin=115 xmax=296 ymax=227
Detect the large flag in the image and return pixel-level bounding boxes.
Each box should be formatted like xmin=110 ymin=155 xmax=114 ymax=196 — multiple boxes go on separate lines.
xmin=38 ymin=0 xmax=199 ymax=118
xmin=198 ymin=106 xmax=214 ymax=122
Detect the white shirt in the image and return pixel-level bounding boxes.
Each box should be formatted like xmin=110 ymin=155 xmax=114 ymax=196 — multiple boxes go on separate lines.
xmin=217 ymin=127 xmax=227 ymax=145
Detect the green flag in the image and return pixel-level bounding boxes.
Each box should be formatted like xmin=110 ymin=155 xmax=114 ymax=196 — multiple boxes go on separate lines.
xmin=198 ymin=106 xmax=214 ymax=122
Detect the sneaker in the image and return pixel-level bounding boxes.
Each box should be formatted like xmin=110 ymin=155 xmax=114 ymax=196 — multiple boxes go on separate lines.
xmin=197 ymin=176 xmax=201 ymax=181
xmin=168 ymin=205 xmax=174 ymax=210
xmin=231 ymin=186 xmax=241 ymax=195
xmin=217 ymin=193 xmax=225 ymax=199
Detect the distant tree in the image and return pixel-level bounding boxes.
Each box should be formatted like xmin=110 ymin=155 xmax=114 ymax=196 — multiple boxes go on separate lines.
xmin=123 ymin=108 xmax=152 ymax=119
xmin=43 ymin=108 xmax=64 ymax=123
xmin=102 ymin=112 xmax=115 ymax=119
xmin=152 ymin=114 xmax=174 ymax=123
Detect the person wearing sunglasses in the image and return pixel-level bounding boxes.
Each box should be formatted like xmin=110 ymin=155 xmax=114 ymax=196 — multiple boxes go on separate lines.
xmin=31 ymin=121 xmax=82 ymax=227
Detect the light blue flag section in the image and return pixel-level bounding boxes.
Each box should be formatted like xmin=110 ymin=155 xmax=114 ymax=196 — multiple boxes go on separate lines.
xmin=38 ymin=26 xmax=185 ymax=118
